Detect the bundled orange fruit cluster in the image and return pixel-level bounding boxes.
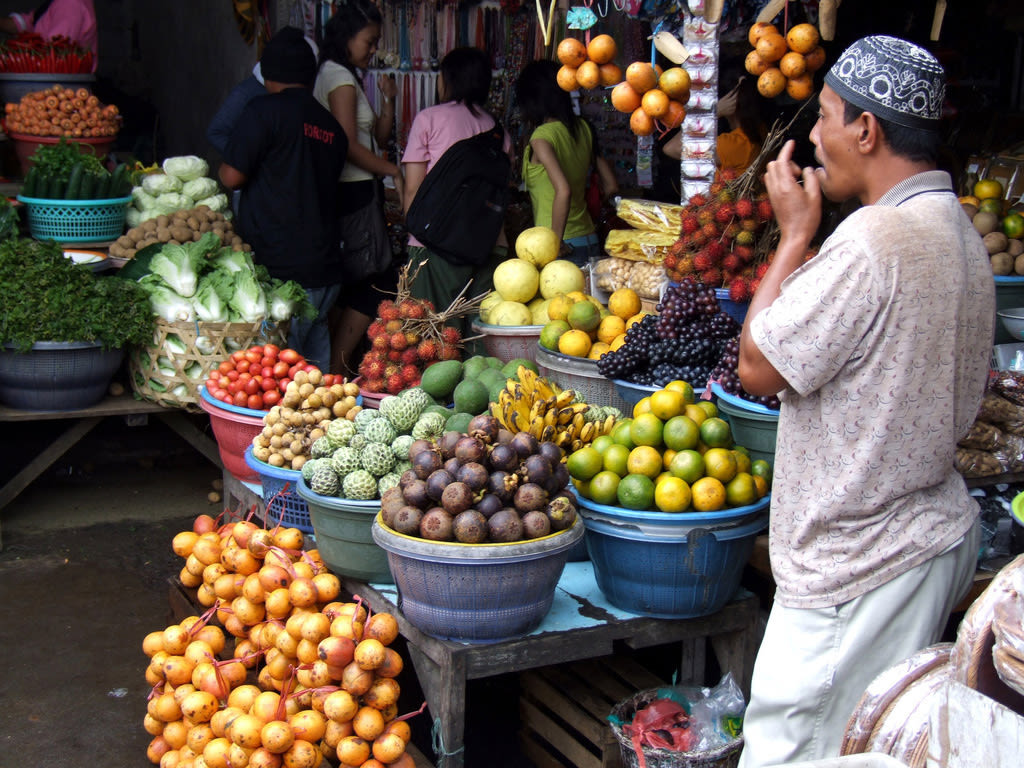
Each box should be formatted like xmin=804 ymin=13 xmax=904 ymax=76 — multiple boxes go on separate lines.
xmin=556 ymin=34 xmax=622 ymax=92
xmin=744 ymin=22 xmax=824 ymax=101
xmin=609 ymin=62 xmax=691 ymax=137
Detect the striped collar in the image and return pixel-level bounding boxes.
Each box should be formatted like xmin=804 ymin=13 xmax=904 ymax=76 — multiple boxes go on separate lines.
xmin=876 ymin=170 xmax=954 ymax=207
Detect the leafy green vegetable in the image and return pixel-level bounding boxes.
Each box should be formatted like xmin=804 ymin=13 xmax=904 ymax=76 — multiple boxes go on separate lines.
xmin=149 ymin=244 xmax=203 ymax=297
xmin=192 ymin=275 xmax=229 ymax=322
xmin=138 ymin=274 xmax=195 ymax=322
xmin=0 ymin=238 xmax=154 ymax=353
xmin=269 ymin=279 xmax=316 ymax=322
xmin=28 ymin=138 xmax=108 ymax=192
xmin=227 ymin=269 xmax=267 ymax=323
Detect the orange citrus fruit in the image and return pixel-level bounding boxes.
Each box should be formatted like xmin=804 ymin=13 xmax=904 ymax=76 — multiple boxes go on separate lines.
xmin=974 ymin=179 xmax=1004 ymax=200
xmin=755 ymin=34 xmax=788 ymax=63
xmin=625 ymin=61 xmax=659 ymax=94
xmin=658 ymin=67 xmax=691 ymax=100
xmin=662 ymin=100 xmax=686 ymax=129
xmin=557 ymin=37 xmax=588 ymax=68
xmin=558 ymin=328 xmax=592 ymax=357
xmin=785 ymin=73 xmax=815 ymax=101
xmin=610 ymin=81 xmax=642 ymax=113
xmin=588 ymin=341 xmax=610 ymax=360
xmin=556 ymin=65 xmax=579 ymax=92
xmin=751 ymin=459 xmax=773 ymax=487
xmin=608 ymin=288 xmax=641 ymax=319
xmin=602 ymin=442 xmax=630 ymax=476
xmin=732 ymin=449 xmax=752 ymax=475
xmin=649 ymin=389 xmax=684 ymax=420
xmin=725 ymin=472 xmax=758 ymax=507
xmin=641 ymin=88 xmax=670 ymax=118
xmin=599 ymin=63 xmax=623 ymax=87
xmin=587 ymin=34 xmax=617 ymax=65
xmin=691 ymin=476 xmax=726 ymax=511
xmin=663 ymin=414 xmax=699 ymax=451
xmin=703 ymin=447 xmax=738 ymax=483
xmin=597 ymin=315 xmax=626 ymax=344
xmin=804 ymin=46 xmax=826 ymax=72
xmin=664 ymin=380 xmax=695 ymax=402
xmin=757 ymin=68 xmax=786 ymax=98
xmin=745 ymin=50 xmax=770 ymax=76
xmin=625 ymin=311 xmax=649 ymax=330
xmin=630 ymin=107 xmax=655 ymax=136
xmin=654 ymin=476 xmax=691 ymax=513
xmin=683 ymin=403 xmax=707 ymax=426
xmin=633 ymin=396 xmax=652 ymax=418
xmin=626 ymin=445 xmax=663 ymax=479
xmin=576 ymin=60 xmax=601 ymax=90
xmin=786 ymin=23 xmax=820 ymax=54
xmin=779 ymin=51 xmax=807 ymax=78
xmin=748 ymin=22 xmax=778 ymax=47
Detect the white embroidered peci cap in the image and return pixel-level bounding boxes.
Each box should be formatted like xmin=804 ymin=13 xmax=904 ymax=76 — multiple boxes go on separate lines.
xmin=824 ymin=35 xmax=945 ymax=130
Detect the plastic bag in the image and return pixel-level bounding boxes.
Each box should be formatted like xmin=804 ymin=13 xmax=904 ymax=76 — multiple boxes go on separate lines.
xmin=954 ymin=447 xmax=1005 ymax=478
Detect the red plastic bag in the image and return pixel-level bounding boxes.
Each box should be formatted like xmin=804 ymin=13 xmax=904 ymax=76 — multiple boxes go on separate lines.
xmin=622 ymin=697 xmax=697 ymax=768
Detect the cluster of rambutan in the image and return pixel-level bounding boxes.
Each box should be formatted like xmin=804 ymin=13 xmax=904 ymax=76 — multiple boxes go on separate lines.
xmin=359 ymin=298 xmax=463 ymax=394
xmin=664 ymin=177 xmax=775 ymax=302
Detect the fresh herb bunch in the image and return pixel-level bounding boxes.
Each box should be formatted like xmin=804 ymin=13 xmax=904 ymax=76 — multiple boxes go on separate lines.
xmin=30 ymin=137 xmax=106 ymax=178
xmin=0 ymin=238 xmax=154 ymax=352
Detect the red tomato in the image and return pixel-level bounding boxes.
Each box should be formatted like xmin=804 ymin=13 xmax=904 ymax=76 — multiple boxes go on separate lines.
xmin=260 ymin=356 xmax=276 ymax=369
xmin=212 ymin=388 xmax=228 ymax=402
xmin=228 ymin=380 xmax=243 ymax=395
xmin=238 ymin=372 xmax=252 ymax=385
xmin=273 ymin=361 xmax=290 ymax=378
xmin=218 ymin=361 xmax=234 ymax=375
xmin=288 ymin=364 xmax=302 ymax=379
xmin=248 ymin=344 xmax=265 ymax=356
xmin=244 ymin=349 xmax=261 ymax=365
xmin=259 ymin=366 xmax=273 ymax=379
xmin=244 ymin=378 xmax=260 ymax=396
xmin=205 ymin=378 xmax=218 ymax=392
xmin=233 ymin=391 xmax=249 ymax=407
xmin=236 ymin=359 xmax=250 ymax=373
xmin=260 ymin=377 xmax=278 ymax=392
xmin=279 ymin=348 xmax=301 ymax=365
xmin=226 ymin=370 xmax=240 ymax=382
xmin=247 ymin=393 xmax=264 ymax=410
xmin=277 ymin=378 xmax=291 ymax=392
xmin=263 ymin=343 xmax=280 ymax=358
xmin=231 ymin=350 xmax=246 ymax=363
xmin=302 ymin=363 xmax=318 ymax=374
xmin=263 ymin=390 xmax=281 ymax=406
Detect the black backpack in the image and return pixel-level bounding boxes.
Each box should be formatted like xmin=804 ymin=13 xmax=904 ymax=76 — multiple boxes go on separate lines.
xmin=405 ymin=124 xmax=511 ymax=266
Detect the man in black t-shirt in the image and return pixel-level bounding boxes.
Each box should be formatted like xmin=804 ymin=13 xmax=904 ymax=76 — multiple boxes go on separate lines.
xmin=219 ymin=26 xmax=347 ymax=369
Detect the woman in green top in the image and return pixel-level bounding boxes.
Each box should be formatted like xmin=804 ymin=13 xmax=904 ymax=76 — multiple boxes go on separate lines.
xmin=514 ymin=59 xmax=617 ymax=268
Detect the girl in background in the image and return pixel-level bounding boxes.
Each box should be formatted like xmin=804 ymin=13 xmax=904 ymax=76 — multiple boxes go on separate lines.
xmin=314 ymin=0 xmax=402 ymax=377
xmin=514 ymin=59 xmax=617 ymax=268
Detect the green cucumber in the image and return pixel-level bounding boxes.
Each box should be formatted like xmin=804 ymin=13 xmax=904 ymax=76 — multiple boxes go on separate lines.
xmin=111 ymin=163 xmax=130 ymax=197
xmin=65 ymin=161 xmax=84 ymax=199
xmin=21 ymin=166 xmax=38 ymax=197
xmin=79 ymin=171 xmax=97 ymax=199
xmin=45 ymin=173 xmax=65 ymax=199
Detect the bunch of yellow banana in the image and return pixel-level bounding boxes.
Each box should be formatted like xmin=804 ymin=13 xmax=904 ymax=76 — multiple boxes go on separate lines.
xmin=490 ymin=366 xmax=617 ymax=451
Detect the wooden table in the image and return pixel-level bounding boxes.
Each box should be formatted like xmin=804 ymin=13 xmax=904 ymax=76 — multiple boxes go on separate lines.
xmin=0 ymin=393 xmax=221 ymax=547
xmin=340 ymin=563 xmax=760 ymax=768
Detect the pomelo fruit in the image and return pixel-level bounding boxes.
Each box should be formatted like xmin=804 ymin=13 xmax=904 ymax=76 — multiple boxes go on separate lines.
xmin=539 ymin=260 xmax=585 ymax=299
xmin=478 ymin=290 xmax=503 ymax=323
xmin=489 ymin=300 xmax=533 ymax=326
xmin=515 ymin=226 xmax=560 ymax=268
xmin=492 ymin=258 xmax=539 ymax=303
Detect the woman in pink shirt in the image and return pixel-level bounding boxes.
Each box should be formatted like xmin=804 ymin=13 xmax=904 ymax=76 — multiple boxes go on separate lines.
xmin=402 ymin=47 xmax=512 ymax=334
xmin=0 ymin=0 xmax=98 ymax=70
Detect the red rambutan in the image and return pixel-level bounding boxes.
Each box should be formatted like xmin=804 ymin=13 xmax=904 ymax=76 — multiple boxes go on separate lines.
xmin=697 ymin=208 xmax=715 ymax=227
xmin=377 ymin=300 xmax=401 ymax=322
xmin=441 ymin=326 xmax=461 ymax=344
xmin=664 ymin=253 xmax=679 ymax=270
xmin=386 ymin=374 xmax=405 ymax=394
xmin=384 ymin=319 xmax=403 ymax=333
xmin=416 ymin=338 xmax=439 ymax=361
xmin=701 ymin=223 xmax=720 ymax=241
xmin=677 ymin=254 xmax=696 ymax=274
xmin=719 ymin=167 xmax=739 ymax=182
xmin=387 ymin=349 xmax=402 ymax=362
xmin=735 ymin=198 xmax=754 ymax=218
xmin=405 ymin=331 xmax=420 ymax=347
xmin=699 ymin=268 xmax=723 ymax=286
xmin=723 ymin=222 xmax=741 ymax=240
xmin=706 ymin=240 xmax=727 ymax=260
xmin=709 ymin=180 xmax=725 ymax=196
xmin=367 ymin=320 xmax=387 ymax=340
xmin=714 ymin=203 xmax=735 ymax=224
xmin=365 ymin=378 xmax=385 ymax=393
xmin=722 ymin=254 xmax=742 ymax=273
xmin=400 ymin=364 xmax=421 ymax=384
xmin=400 ymin=347 xmax=420 ymax=365
xmin=681 ymin=215 xmax=699 ymax=234
xmin=739 ymin=218 xmax=759 ymax=233
xmin=398 ymin=299 xmax=427 ymax=319
xmin=691 ymin=231 xmax=709 ymax=248
xmin=439 ymin=343 xmax=460 ymax=361
xmin=363 ymin=356 xmax=386 ymax=380
xmin=688 ymin=193 xmax=708 ymax=207
xmin=693 ymin=251 xmax=715 ymax=272
xmin=734 ymin=245 xmax=755 ymax=263
xmin=389 ymin=332 xmax=408 ymax=351
xmin=756 ymin=199 xmax=774 ymax=222
xmin=728 ymin=278 xmax=752 ymax=302
xmin=371 ymin=334 xmax=389 ymax=352
xmin=384 ymin=363 xmax=400 ymax=378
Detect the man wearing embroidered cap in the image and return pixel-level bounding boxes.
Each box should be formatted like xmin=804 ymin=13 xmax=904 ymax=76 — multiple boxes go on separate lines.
xmin=737 ymin=36 xmax=994 ymax=766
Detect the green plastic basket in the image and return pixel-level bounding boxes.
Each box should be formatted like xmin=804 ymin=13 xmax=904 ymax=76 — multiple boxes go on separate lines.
xmin=16 ymin=194 xmax=131 ymax=242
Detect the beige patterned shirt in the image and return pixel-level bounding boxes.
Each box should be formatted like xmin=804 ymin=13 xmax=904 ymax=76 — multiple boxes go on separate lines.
xmin=750 ymin=171 xmax=995 ymax=609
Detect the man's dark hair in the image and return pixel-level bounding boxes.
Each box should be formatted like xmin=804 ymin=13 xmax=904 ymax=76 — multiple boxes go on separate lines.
xmin=440 ymin=47 xmax=492 ymax=117
xmin=842 ymin=100 xmax=941 ymax=165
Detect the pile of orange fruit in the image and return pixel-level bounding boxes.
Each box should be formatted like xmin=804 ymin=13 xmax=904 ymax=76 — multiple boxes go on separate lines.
xmin=744 ymin=22 xmax=824 ymax=100
xmin=609 ymin=61 xmax=690 ymax=137
xmin=556 ymin=34 xmax=622 ymax=92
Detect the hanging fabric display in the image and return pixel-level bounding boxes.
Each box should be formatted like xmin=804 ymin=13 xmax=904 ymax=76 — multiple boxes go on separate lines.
xmin=679 ymin=4 xmax=719 ymax=200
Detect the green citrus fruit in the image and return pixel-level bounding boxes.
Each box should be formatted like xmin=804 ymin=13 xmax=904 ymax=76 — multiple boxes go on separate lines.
xmin=699 ymin=417 xmax=733 ymax=448
xmin=669 ymin=449 xmax=705 ymax=484
xmin=1003 ymin=212 xmax=1024 ymax=240
xmin=626 ymin=445 xmax=663 ymax=479
xmin=695 ymin=400 xmax=718 ymax=419
xmin=539 ymin=320 xmax=570 ymax=350
xmin=629 ymin=412 xmax=664 ymax=447
xmin=663 ymin=414 xmax=700 ymax=451
xmin=751 ymin=459 xmax=773 ymax=487
xmin=590 ymin=434 xmax=615 ymax=455
xmin=588 ymin=470 xmax=621 ymax=505
xmin=566 ymin=446 xmax=603 ymax=481
xmin=611 ymin=418 xmax=636 ymax=449
xmin=602 ymin=443 xmax=630 ymax=476
xmin=617 ymin=473 xmax=655 ymax=510
xmin=725 ymin=472 xmax=758 ymax=507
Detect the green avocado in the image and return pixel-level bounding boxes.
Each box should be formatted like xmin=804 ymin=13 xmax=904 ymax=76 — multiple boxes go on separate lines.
xmin=501 ymin=357 xmax=538 ymax=378
xmin=420 ymin=360 xmax=463 ymax=399
xmin=453 ymin=378 xmax=489 ymax=416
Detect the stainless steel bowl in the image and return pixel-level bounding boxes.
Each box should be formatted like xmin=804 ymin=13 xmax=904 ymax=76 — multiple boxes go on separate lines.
xmin=997 ymin=308 xmax=1024 ymax=341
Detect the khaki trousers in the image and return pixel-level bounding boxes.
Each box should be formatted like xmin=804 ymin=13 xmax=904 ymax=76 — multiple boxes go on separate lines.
xmin=738 ymin=519 xmax=980 ymax=768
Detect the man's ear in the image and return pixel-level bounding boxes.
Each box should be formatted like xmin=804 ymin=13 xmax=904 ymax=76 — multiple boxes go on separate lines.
xmin=857 ymin=112 xmax=882 ymax=155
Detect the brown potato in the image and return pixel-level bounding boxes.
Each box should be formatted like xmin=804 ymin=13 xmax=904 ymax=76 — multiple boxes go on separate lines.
xmin=1015 ymin=253 xmax=1024 ymax=275
xmin=1008 ymin=239 xmax=1024 ymax=258
xmin=991 ymin=251 xmax=1013 ymax=275
xmin=984 ymin=231 xmax=1010 ymax=255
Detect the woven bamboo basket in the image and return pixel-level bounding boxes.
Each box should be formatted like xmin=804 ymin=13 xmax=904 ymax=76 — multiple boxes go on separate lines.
xmin=129 ymin=317 xmax=287 ymax=411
